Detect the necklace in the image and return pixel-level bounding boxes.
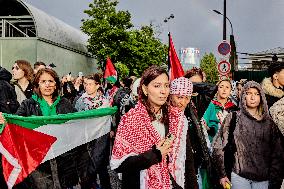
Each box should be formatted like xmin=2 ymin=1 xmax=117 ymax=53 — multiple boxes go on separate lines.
xmin=154 ymin=109 xmax=163 ymax=120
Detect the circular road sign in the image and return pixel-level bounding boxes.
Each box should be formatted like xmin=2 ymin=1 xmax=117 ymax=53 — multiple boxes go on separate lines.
xmin=218 ymin=41 xmax=231 ymax=56
xmin=218 ymin=60 xmax=231 ymax=75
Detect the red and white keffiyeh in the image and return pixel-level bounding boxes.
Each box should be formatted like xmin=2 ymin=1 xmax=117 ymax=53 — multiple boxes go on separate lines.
xmin=111 ymin=102 xmax=185 ymax=189
xmin=170 ymin=77 xmax=193 ymax=96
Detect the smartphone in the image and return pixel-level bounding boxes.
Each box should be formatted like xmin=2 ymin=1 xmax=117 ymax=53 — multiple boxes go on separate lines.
xmin=69 ymin=72 xmax=71 ymax=75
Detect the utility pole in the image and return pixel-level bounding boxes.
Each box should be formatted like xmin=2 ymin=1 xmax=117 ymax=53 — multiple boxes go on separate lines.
xmin=223 ymin=0 xmax=226 ymax=40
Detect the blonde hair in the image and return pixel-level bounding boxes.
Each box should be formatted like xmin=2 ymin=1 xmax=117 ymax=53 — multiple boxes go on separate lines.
xmin=216 ymin=78 xmax=232 ymax=87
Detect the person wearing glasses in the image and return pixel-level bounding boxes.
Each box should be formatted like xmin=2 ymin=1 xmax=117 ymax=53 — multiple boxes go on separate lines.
xmin=1 ymin=68 xmax=77 ymax=188
xmin=15 ymin=68 xmax=75 ymax=116
xmin=12 ymin=60 xmax=34 ymax=104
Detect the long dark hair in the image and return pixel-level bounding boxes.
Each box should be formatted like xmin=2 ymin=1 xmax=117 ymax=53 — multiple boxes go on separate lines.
xmin=138 ymin=65 xmax=169 ymax=126
xmin=33 ymin=68 xmax=61 ymax=100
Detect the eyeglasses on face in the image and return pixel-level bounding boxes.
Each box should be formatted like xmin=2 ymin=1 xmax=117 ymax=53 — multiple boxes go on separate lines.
xmin=39 ymin=80 xmax=56 ymax=86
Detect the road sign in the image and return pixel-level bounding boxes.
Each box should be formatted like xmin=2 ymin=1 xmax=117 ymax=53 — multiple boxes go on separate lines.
xmin=217 ymin=60 xmax=231 ymax=75
xmin=218 ymin=41 xmax=231 ymax=56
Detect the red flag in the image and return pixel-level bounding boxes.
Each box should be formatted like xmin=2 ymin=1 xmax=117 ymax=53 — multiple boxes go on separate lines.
xmin=168 ymin=33 xmax=184 ymax=81
xmin=0 ymin=124 xmax=56 ymax=188
xmin=103 ymin=57 xmax=117 ymax=83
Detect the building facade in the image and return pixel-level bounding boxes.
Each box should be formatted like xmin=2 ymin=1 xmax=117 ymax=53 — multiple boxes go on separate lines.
xmin=179 ymin=47 xmax=201 ymax=71
xmin=0 ymin=0 xmax=98 ymax=76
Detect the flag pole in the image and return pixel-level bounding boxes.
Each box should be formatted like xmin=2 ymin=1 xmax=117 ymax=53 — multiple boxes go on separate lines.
xmin=167 ymin=32 xmax=171 ymax=72
xmin=103 ymin=57 xmax=107 ymax=89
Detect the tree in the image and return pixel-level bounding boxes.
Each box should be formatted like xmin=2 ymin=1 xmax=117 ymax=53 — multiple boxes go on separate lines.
xmin=200 ymin=53 xmax=219 ymax=84
xmin=81 ymin=0 xmax=167 ymax=76
xmin=114 ymin=62 xmax=129 ymax=80
xmin=123 ymin=26 xmax=167 ymax=76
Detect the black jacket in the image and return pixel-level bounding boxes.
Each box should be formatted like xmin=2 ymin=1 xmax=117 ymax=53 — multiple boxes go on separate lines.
xmin=192 ymin=82 xmax=217 ymax=119
xmin=0 ymin=67 xmax=19 ymax=113
xmin=62 ymin=81 xmax=77 ymax=104
xmin=11 ymin=80 xmax=34 ymax=101
xmin=115 ymin=148 xmax=162 ymax=189
xmin=16 ymin=97 xmax=76 ymax=116
xmin=0 ymin=67 xmax=20 ymax=189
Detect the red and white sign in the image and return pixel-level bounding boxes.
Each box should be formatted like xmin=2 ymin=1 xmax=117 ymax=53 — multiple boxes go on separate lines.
xmin=218 ymin=41 xmax=231 ymax=56
xmin=217 ymin=60 xmax=231 ymax=75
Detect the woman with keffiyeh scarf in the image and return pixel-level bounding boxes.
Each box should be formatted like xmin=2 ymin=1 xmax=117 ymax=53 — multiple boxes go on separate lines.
xmin=75 ymin=74 xmax=109 ymax=111
xmin=75 ymin=74 xmax=111 ymax=189
xmin=111 ymin=65 xmax=186 ymax=189
xmin=169 ymin=77 xmax=199 ymax=189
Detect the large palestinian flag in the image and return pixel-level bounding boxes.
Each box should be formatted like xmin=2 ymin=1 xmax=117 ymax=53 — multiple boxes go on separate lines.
xmin=0 ymin=107 xmax=116 ymax=188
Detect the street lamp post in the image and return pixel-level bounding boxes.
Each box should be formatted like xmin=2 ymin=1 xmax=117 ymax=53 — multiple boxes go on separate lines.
xmin=213 ymin=10 xmax=233 ymax=36
xmin=223 ymin=0 xmax=226 ymax=40
xmin=164 ymin=14 xmax=174 ymax=33
xmin=163 ymin=14 xmax=175 ymax=65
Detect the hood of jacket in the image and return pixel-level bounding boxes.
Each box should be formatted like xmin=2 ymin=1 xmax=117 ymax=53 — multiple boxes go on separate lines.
xmin=0 ymin=67 xmax=12 ymax=82
xmin=269 ymin=97 xmax=284 ymax=135
xmin=261 ymin=77 xmax=284 ymax=98
xmin=240 ymin=81 xmax=270 ymax=121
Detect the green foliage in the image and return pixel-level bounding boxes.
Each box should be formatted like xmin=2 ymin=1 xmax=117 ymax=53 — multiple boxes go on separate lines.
xmin=114 ymin=62 xmax=129 ymax=80
xmin=81 ymin=0 xmax=167 ymax=76
xmin=200 ymin=53 xmax=219 ymax=84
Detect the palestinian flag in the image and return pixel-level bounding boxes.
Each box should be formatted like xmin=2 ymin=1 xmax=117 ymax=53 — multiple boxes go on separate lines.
xmin=0 ymin=107 xmax=116 ymax=188
xmin=168 ymin=33 xmax=184 ymax=81
xmin=103 ymin=57 xmax=117 ymax=84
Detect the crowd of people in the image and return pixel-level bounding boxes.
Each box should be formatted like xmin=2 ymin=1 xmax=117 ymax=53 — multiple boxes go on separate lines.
xmin=0 ymin=60 xmax=283 ymax=189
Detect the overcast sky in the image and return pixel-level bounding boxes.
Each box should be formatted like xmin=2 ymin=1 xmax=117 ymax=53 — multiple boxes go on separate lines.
xmin=23 ymin=0 xmax=284 ymax=63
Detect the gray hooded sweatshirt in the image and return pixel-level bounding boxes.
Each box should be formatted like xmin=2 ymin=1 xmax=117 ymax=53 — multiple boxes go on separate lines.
xmin=212 ymin=81 xmax=283 ymax=188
